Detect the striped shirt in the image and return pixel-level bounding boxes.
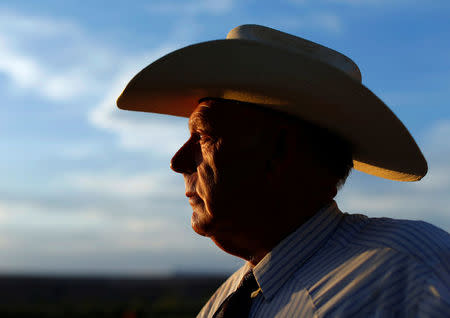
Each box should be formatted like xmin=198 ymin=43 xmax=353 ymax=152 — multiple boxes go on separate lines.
xmin=197 ymin=202 xmax=450 ymax=317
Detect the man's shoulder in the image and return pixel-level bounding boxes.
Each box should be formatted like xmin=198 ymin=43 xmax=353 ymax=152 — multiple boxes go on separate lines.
xmin=335 ymin=212 xmax=450 ymax=268
xmin=290 ymin=212 xmax=450 ymax=317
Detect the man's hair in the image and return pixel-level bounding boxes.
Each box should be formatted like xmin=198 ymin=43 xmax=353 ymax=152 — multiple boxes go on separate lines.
xmin=292 ymin=118 xmax=353 ymax=189
xmin=263 ymin=110 xmax=353 ymax=189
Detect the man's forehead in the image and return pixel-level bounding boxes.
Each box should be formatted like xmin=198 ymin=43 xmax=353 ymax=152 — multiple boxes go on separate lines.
xmin=190 ymin=99 xmax=299 ymax=137
xmin=188 ymin=98 xmax=270 ymax=128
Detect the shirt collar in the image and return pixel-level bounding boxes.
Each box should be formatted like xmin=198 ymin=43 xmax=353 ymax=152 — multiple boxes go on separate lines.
xmin=252 ymin=201 xmax=343 ymax=301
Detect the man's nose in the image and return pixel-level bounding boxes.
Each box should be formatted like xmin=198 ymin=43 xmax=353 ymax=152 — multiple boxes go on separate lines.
xmin=170 ymin=138 xmax=197 ymax=174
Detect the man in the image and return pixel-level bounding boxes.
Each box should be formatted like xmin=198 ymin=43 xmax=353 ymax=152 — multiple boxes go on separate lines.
xmin=117 ymin=25 xmax=449 ymax=317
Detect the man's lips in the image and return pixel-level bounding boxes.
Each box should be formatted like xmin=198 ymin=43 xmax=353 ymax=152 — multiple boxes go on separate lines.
xmin=186 ymin=192 xmax=202 ymax=205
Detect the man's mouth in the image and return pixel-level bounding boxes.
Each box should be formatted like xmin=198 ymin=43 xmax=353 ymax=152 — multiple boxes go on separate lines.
xmin=186 ymin=192 xmax=202 ymax=205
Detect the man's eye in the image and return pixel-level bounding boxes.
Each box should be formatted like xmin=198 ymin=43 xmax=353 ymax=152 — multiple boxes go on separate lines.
xmin=198 ymin=134 xmax=208 ymax=142
xmin=196 ymin=133 xmax=212 ymax=143
xmin=191 ymin=133 xmax=203 ymax=143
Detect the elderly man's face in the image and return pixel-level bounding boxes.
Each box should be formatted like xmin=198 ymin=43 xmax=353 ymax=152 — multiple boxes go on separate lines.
xmin=170 ymin=99 xmax=270 ymax=237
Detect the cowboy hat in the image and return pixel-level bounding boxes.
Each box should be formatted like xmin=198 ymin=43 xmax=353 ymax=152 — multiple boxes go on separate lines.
xmin=116 ymin=24 xmax=427 ymax=182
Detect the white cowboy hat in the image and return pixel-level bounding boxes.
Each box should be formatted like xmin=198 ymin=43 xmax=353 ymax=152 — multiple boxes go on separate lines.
xmin=117 ymin=24 xmax=427 ymax=182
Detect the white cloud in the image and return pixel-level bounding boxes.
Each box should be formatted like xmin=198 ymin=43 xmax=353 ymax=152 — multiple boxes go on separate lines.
xmin=147 ymin=0 xmax=234 ymax=15
xmin=0 ymin=41 xmax=89 ymax=100
xmin=0 ymin=193 xmax=239 ymax=274
xmin=412 ymin=165 xmax=450 ymax=191
xmin=279 ymin=11 xmax=343 ymax=34
xmin=0 ymin=9 xmax=80 ymax=38
xmin=423 ymin=120 xmax=450 ymax=154
xmin=65 ymin=170 xmax=183 ymax=199
xmin=0 ymin=193 xmax=192 ymax=251
xmin=308 ymin=12 xmax=342 ymax=33
xmin=0 ymin=9 xmax=118 ymax=101
xmin=59 ymin=142 xmax=105 ymax=160
xmin=327 ymin=0 xmax=447 ymax=5
xmin=0 ymin=8 xmax=190 ymax=157
xmin=288 ymin=0 xmax=427 ymax=6
xmin=327 ymin=0 xmax=387 ymax=4
xmin=88 ymin=53 xmax=189 ymax=156
xmin=0 ymin=200 xmax=105 ymax=230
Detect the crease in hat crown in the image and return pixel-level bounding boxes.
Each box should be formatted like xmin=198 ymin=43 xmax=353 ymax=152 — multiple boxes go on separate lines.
xmin=226 ymin=24 xmax=362 ymax=82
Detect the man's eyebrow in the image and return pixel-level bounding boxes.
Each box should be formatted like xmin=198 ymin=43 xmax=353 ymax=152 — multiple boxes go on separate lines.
xmin=188 ymin=113 xmax=203 ymax=133
xmin=188 ymin=118 xmax=199 ymax=133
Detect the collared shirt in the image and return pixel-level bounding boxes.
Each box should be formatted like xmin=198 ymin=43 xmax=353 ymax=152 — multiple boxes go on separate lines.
xmin=197 ymin=202 xmax=450 ymax=317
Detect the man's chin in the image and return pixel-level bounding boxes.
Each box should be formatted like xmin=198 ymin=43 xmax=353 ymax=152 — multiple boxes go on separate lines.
xmin=191 ymin=211 xmax=212 ymax=237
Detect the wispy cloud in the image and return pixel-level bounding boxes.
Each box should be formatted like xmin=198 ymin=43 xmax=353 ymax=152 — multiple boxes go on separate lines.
xmin=0 ymin=37 xmax=94 ymax=101
xmin=0 ymin=9 xmax=119 ymax=101
xmin=288 ymin=0 xmax=428 ymax=6
xmin=303 ymin=12 xmax=342 ymax=33
xmin=0 ymin=197 xmax=238 ymax=274
xmin=276 ymin=11 xmax=343 ymax=34
xmin=326 ymin=0 xmax=388 ymax=4
xmin=65 ymin=170 xmax=183 ymax=199
xmin=423 ymin=120 xmax=450 ymax=154
xmin=0 ymin=8 xmax=190 ymax=157
xmin=88 ymin=53 xmax=189 ymax=156
xmin=146 ymin=0 xmax=234 ymax=15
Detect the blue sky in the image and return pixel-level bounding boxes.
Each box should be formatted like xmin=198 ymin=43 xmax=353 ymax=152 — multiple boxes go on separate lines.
xmin=0 ymin=0 xmax=449 ymax=275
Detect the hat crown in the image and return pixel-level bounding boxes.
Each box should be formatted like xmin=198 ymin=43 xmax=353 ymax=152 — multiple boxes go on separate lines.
xmin=227 ymin=24 xmax=362 ymax=82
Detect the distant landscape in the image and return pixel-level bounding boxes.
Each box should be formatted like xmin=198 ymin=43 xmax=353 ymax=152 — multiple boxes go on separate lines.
xmin=0 ymin=274 xmax=227 ymax=317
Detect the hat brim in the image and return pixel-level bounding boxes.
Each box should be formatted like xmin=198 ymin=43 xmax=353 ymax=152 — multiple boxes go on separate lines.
xmin=117 ymin=39 xmax=427 ymax=182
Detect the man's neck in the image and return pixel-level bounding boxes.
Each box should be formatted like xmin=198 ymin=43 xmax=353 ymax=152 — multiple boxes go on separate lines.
xmin=210 ymin=200 xmax=332 ymax=266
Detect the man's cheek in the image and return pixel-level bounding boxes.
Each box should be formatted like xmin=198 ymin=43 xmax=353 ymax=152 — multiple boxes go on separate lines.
xmin=197 ymin=165 xmax=216 ymax=199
